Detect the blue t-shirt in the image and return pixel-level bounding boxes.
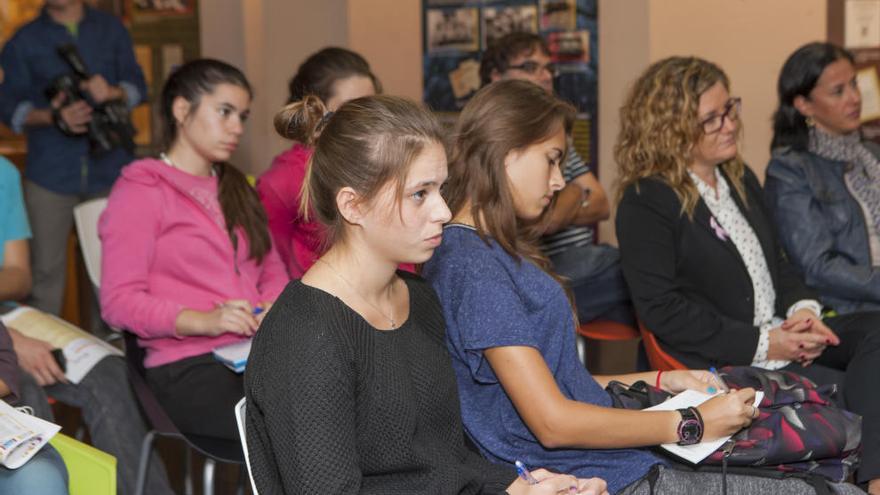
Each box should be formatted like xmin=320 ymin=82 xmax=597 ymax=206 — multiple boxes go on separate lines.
xmin=423 ymin=225 xmax=659 ymax=494
xmin=0 ymin=157 xmax=32 ymax=265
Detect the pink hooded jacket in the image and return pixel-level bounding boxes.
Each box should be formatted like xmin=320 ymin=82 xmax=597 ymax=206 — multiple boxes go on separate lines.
xmin=99 ymin=158 xmax=289 ymax=368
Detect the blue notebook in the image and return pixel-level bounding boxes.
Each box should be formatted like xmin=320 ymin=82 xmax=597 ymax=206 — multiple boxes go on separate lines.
xmin=212 ymin=339 xmax=252 ymax=373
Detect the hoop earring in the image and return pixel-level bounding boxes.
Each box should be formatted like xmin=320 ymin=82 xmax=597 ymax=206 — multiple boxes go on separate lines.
xmin=805 ymin=116 xmax=815 ymax=128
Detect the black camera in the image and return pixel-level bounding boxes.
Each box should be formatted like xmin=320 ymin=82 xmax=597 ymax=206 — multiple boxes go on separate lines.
xmin=45 ymin=44 xmax=136 ymax=155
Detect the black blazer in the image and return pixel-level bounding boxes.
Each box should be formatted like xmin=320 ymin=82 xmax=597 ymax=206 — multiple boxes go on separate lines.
xmin=616 ymin=167 xmax=815 ymax=368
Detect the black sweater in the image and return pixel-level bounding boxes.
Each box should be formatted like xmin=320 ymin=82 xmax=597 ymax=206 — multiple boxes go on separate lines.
xmin=244 ymin=273 xmax=516 ymax=494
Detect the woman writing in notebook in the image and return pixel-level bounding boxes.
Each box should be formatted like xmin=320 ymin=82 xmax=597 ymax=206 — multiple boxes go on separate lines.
xmin=421 ymin=80 xmax=863 ymax=494
xmin=100 ymin=59 xmax=287 ymax=440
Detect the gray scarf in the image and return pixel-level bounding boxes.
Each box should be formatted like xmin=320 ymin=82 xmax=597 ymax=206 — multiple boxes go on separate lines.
xmin=808 ymin=127 xmax=880 ymax=236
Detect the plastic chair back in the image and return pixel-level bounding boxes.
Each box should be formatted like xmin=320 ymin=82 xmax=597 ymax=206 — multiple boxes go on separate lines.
xmin=235 ymin=398 xmax=259 ymax=495
xmin=50 ymin=433 xmax=116 ymax=495
xmin=577 ymin=321 xmax=640 ymax=341
xmin=73 ymin=198 xmax=108 ymax=289
xmin=637 ymin=321 xmax=687 ymax=371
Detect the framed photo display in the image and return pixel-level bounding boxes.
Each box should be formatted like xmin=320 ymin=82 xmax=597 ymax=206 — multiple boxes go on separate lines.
xmin=422 ymin=0 xmax=598 ymax=172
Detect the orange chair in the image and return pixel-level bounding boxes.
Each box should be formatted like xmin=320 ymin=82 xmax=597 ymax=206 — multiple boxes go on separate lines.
xmin=577 ymin=321 xmax=640 ymax=341
xmin=636 ymin=321 xmax=687 ymax=371
xmin=575 ymin=321 xmax=640 ymax=368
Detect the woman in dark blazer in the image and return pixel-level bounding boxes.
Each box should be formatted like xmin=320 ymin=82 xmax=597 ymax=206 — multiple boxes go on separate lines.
xmin=614 ymin=56 xmax=880 ymax=493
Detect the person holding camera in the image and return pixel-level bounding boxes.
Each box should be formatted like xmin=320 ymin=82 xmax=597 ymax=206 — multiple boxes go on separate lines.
xmin=0 ymin=0 xmax=146 ymax=322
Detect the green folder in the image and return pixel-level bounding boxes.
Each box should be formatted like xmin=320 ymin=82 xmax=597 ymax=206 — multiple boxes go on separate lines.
xmin=50 ymin=433 xmax=116 ymax=495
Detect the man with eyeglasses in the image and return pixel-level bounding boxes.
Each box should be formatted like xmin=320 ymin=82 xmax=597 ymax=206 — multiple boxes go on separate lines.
xmin=480 ymin=32 xmax=635 ymax=327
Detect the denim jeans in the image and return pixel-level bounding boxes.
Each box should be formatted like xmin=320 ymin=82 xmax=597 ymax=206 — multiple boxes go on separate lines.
xmin=549 ymin=243 xmax=635 ymax=325
xmin=0 ymin=444 xmax=68 ymax=495
xmin=17 ymin=355 xmax=174 ymax=495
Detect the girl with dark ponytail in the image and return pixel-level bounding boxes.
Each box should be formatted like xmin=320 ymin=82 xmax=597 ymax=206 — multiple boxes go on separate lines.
xmin=257 ymin=47 xmax=380 ymax=277
xmin=99 ymin=59 xmax=288 ymax=440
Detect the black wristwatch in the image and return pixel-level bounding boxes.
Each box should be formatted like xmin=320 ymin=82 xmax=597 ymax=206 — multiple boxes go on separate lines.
xmin=676 ymin=407 xmax=704 ymax=446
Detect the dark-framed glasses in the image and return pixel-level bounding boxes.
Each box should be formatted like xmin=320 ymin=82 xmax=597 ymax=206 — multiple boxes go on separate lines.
xmin=700 ymin=97 xmax=741 ymax=134
xmin=507 ymin=60 xmax=559 ymax=77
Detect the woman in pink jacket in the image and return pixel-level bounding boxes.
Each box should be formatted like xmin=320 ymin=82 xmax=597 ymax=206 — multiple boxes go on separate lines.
xmin=257 ymin=47 xmax=380 ymax=277
xmin=99 ymin=59 xmax=288 ymax=440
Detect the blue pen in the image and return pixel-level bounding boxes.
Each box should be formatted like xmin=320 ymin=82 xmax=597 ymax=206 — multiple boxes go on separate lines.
xmin=515 ymin=460 xmax=539 ymax=485
xmin=215 ymin=301 xmax=264 ymax=316
xmin=709 ymin=367 xmax=729 ymax=393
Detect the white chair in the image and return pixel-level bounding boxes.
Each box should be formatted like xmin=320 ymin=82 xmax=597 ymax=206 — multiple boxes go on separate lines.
xmin=72 ymin=197 xmax=108 ymax=289
xmin=234 ymin=398 xmax=259 ymax=495
xmin=72 ymin=198 xmax=121 ymax=342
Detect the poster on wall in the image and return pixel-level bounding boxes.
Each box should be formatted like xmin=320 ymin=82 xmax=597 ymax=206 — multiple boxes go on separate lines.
xmin=128 ymin=0 xmax=193 ymax=20
xmin=422 ymin=0 xmax=598 ymax=169
xmin=859 ymin=67 xmax=880 ymax=123
xmin=540 ymin=0 xmax=575 ymax=31
xmin=427 ymin=7 xmax=480 ymax=53
xmin=482 ymin=5 xmax=538 ymax=47
xmin=845 ymin=0 xmax=880 ymax=49
xmin=857 ymin=60 xmax=880 ymax=143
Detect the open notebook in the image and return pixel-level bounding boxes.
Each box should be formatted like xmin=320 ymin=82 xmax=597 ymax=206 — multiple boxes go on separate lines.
xmin=645 ymin=389 xmax=764 ymax=464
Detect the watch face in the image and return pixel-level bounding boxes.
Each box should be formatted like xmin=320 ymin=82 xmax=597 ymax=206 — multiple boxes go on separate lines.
xmin=678 ymin=418 xmax=702 ymax=445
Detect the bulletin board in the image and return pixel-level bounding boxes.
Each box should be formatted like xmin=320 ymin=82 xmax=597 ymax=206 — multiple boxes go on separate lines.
xmin=422 ymin=0 xmax=598 ymax=171
xmin=829 ymin=0 xmax=880 ymax=145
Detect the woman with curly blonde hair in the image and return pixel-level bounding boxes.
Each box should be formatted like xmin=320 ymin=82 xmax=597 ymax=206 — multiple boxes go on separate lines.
xmin=615 ymin=57 xmax=746 ymax=216
xmin=615 ymin=56 xmax=880 ymax=493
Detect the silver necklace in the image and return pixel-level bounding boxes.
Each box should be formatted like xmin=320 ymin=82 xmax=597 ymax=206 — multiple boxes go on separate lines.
xmin=316 ymin=258 xmax=396 ymax=329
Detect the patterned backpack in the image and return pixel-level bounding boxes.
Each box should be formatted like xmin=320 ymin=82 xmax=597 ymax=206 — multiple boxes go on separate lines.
xmin=606 ymin=366 xmax=861 ymax=482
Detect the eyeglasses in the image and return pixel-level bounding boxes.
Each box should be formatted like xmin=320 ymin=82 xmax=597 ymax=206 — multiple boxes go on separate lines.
xmin=507 ymin=60 xmax=559 ymax=77
xmin=699 ymin=97 xmax=741 ymax=134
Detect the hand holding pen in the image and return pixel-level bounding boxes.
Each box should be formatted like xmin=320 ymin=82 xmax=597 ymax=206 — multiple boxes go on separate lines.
xmin=207 ymin=299 xmax=261 ymax=336
xmin=511 ymin=460 xmax=609 ymax=495
xmin=176 ymin=299 xmax=269 ymax=337
xmin=709 ymin=367 xmax=730 ymax=393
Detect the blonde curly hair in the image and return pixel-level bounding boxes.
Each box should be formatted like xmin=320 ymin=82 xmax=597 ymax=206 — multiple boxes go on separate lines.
xmin=614 ymin=56 xmax=746 ymax=218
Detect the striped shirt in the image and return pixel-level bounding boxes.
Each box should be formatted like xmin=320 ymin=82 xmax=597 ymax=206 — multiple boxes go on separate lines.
xmin=541 ymin=148 xmax=595 ymax=257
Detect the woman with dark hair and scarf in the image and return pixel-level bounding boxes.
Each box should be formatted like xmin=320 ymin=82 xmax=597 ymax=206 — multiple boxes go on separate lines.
xmin=765 ymin=42 xmax=880 ymax=316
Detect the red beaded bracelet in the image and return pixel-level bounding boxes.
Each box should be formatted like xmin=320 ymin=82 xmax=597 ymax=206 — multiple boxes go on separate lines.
xmin=655 ymin=370 xmax=663 ymax=389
